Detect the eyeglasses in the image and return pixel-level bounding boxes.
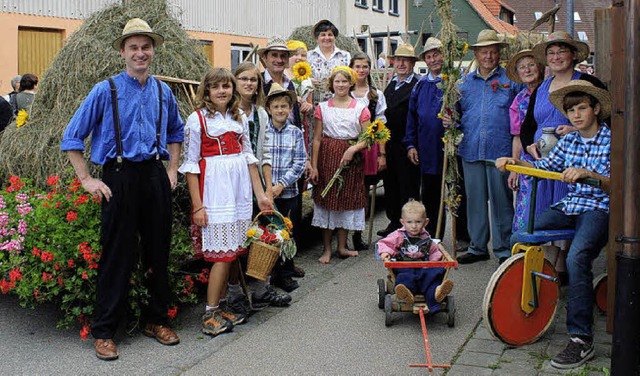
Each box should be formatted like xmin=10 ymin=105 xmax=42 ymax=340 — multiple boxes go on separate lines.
xmin=237 ymin=77 xmax=259 ymax=83
xmin=546 ymin=49 xmax=571 ymax=57
xmin=517 ymin=62 xmax=537 ymax=71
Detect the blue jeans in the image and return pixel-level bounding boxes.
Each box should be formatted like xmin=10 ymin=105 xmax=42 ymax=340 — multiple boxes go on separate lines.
xmin=462 ymin=160 xmax=513 ymax=259
xmin=395 ymin=267 xmax=445 ymax=312
xmin=534 ymin=207 xmax=609 ymax=337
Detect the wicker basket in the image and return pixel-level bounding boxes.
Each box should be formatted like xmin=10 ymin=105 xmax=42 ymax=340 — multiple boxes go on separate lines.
xmin=245 ymin=211 xmax=285 ymax=281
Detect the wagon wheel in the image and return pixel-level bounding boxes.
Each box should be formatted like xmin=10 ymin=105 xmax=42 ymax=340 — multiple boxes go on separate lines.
xmin=377 ymin=278 xmax=386 ymax=309
xmin=384 ymin=294 xmax=393 ymax=327
xmin=593 ymin=273 xmax=608 ymax=314
xmin=447 ymin=295 xmax=456 ymax=328
xmin=483 ymin=253 xmax=560 ymax=346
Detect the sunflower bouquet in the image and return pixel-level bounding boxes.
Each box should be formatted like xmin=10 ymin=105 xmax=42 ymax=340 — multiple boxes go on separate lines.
xmin=320 ymin=118 xmax=391 ymax=198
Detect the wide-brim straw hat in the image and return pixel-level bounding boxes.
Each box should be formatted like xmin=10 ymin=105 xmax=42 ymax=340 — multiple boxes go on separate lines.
xmin=389 ymin=43 xmax=418 ymax=60
xmin=532 ymin=31 xmax=590 ymax=64
xmin=112 ymin=18 xmax=164 ymax=51
xmin=418 ymin=37 xmax=443 ymax=60
xmin=312 ymin=19 xmax=339 ymax=38
xmin=258 ymin=36 xmax=294 ymax=57
xmin=265 ymin=82 xmax=297 ymax=106
xmin=548 ymin=80 xmax=611 ymax=119
xmin=471 ymin=29 xmax=507 ymax=49
xmin=506 ymin=49 xmax=537 ymax=83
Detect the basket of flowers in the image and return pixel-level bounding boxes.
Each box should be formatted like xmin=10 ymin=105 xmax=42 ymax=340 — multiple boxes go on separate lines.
xmin=243 ymin=210 xmax=296 ymax=281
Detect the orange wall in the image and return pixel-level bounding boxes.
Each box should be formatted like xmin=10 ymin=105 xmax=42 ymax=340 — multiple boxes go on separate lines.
xmin=0 ymin=13 xmax=267 ymax=93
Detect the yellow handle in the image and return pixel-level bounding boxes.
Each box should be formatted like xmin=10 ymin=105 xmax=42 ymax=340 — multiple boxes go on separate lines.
xmin=505 ymin=164 xmax=564 ymax=181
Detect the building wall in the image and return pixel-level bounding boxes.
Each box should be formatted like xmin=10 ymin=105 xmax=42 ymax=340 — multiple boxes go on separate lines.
xmin=344 ymin=0 xmax=407 ymax=60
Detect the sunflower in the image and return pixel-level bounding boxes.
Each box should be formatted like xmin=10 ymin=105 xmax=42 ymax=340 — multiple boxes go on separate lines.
xmin=16 ymin=109 xmax=28 ymax=128
xmin=283 ymin=217 xmax=293 ymax=231
xmin=377 ymin=127 xmax=391 ymax=144
xmin=292 ymin=61 xmax=312 ymax=81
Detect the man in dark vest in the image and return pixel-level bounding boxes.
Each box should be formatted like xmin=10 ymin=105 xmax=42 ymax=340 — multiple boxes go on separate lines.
xmin=378 ymin=44 xmax=421 ymax=237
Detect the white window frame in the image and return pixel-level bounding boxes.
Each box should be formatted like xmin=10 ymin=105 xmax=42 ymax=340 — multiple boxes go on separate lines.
xmin=534 ymin=11 xmax=542 ymax=20
xmin=355 ymin=0 xmax=368 ymax=8
xmin=389 ymin=0 xmax=399 ymax=15
xmin=231 ymin=44 xmax=256 ymax=71
xmin=577 ymin=31 xmax=588 ymax=41
xmin=372 ymin=0 xmax=384 ymax=11
xmin=574 ymin=12 xmax=582 ymax=22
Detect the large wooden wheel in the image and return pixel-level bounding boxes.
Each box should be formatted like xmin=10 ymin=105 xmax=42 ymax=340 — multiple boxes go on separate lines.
xmin=483 ymin=253 xmax=560 ymax=346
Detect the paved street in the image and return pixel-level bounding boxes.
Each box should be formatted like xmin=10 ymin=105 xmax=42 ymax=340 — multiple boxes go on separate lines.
xmin=0 ymin=194 xmax=611 ymax=375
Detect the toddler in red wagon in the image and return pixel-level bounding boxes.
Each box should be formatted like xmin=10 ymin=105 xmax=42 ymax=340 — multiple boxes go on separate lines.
xmin=377 ymin=200 xmax=454 ymax=312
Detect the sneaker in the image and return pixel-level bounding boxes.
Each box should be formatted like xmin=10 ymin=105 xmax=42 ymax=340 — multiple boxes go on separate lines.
xmin=219 ymin=300 xmax=247 ymax=325
xmin=550 ymin=336 xmax=595 ymax=369
xmin=227 ymin=294 xmax=251 ymax=316
xmin=394 ymin=284 xmax=415 ymax=306
xmin=456 ymin=252 xmax=490 ymax=264
xmin=272 ymin=276 xmax=299 ymax=292
xmin=253 ymin=285 xmax=292 ymax=307
xmin=201 ymin=309 xmax=234 ymax=336
xmin=435 ymin=279 xmax=454 ymax=303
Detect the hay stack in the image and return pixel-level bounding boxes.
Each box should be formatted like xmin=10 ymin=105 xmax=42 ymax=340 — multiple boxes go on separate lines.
xmin=0 ymin=0 xmax=210 ymax=185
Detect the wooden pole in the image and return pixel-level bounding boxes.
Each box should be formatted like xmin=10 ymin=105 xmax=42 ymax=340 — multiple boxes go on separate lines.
xmin=435 ymin=151 xmax=448 ymax=240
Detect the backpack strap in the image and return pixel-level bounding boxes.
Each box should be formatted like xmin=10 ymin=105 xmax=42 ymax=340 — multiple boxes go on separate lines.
xmin=107 ymin=78 xmax=124 ymax=168
xmin=154 ymin=77 xmax=163 ymax=160
xmin=9 ymin=93 xmax=18 ymax=116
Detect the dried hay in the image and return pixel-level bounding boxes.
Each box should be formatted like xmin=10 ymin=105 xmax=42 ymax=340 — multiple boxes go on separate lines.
xmin=0 ymin=0 xmax=210 ymax=185
xmin=501 ymin=31 xmax=546 ymax=62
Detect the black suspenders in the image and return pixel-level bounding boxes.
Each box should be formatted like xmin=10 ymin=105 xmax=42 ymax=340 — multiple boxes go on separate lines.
xmin=107 ymin=77 xmax=163 ymax=169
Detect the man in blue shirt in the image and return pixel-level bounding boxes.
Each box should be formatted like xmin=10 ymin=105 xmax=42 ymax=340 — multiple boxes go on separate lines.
xmin=444 ymin=30 xmax=520 ymax=264
xmin=61 ymin=18 xmax=183 ymax=361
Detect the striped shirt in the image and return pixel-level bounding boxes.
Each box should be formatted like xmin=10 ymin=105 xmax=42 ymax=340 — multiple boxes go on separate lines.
xmin=532 ymin=125 xmax=610 ymax=214
xmin=262 ymin=120 xmax=307 ymax=199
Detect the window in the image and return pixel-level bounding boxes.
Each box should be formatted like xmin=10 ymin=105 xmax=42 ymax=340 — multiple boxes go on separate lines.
xmin=574 ymin=12 xmax=582 ymax=22
xmin=499 ymin=9 xmax=514 ymax=24
xmin=196 ymin=40 xmax=213 ymax=64
xmin=390 ymin=40 xmax=398 ymax=55
xmin=577 ymin=31 xmax=588 ymax=41
xmin=389 ymin=0 xmax=399 ymax=15
xmin=373 ymin=0 xmax=384 ymax=12
xmin=534 ymin=11 xmax=542 ymax=20
xmin=374 ymin=39 xmax=384 ymax=60
xmin=357 ymin=38 xmax=367 ymax=53
xmin=230 ymin=44 xmax=255 ymax=71
xmin=355 ymin=0 xmax=367 ymax=8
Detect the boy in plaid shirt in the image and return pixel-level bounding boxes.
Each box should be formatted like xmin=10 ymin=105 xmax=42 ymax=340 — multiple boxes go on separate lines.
xmin=496 ymin=80 xmax=611 ymax=370
xmin=262 ymin=83 xmax=307 ymax=292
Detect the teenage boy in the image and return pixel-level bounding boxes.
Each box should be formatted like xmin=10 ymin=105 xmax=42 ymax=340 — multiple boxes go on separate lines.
xmin=262 ymin=83 xmax=307 ymax=292
xmin=496 ymin=80 xmax=611 ymax=370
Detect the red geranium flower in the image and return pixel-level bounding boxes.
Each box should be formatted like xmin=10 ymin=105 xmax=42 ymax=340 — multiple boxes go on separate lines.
xmin=68 ymin=259 xmax=75 ymax=268
xmin=66 ymin=211 xmax=78 ymax=222
xmin=68 ymin=178 xmax=82 ymax=192
xmin=41 ymin=272 xmax=53 ymax=282
xmin=40 ymin=251 xmax=54 ymax=263
xmin=46 ymin=175 xmax=60 ymax=186
xmin=9 ymin=269 xmax=22 ymax=282
xmin=167 ymin=307 xmax=178 ymax=320
xmin=79 ymin=324 xmax=90 ymax=341
xmin=31 ymin=247 xmax=41 ymax=257
xmin=81 ymin=271 xmax=88 ymax=280
xmin=1 ymin=279 xmax=15 ymax=294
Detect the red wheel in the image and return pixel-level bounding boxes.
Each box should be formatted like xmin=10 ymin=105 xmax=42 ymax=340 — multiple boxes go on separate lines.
xmin=593 ymin=273 xmax=607 ymax=314
xmin=483 ymin=253 xmax=560 ymax=346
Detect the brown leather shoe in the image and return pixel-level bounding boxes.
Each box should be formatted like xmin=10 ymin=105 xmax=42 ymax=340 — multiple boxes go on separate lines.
xmin=95 ymin=339 xmax=118 ymax=361
xmin=143 ymin=323 xmax=180 ymax=345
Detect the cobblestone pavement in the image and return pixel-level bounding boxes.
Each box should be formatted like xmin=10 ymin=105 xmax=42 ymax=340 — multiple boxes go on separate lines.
xmin=447 ymin=294 xmax=611 ymax=376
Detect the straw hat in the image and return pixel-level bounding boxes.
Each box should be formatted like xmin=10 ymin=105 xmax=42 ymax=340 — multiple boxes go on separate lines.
xmin=258 ymin=36 xmax=294 ymax=57
xmin=506 ymin=49 xmax=538 ymax=83
xmin=548 ymin=80 xmax=611 ymax=119
xmin=312 ymin=19 xmax=339 ymax=38
xmin=471 ymin=29 xmax=507 ymax=49
xmin=418 ymin=37 xmax=443 ymax=60
xmin=389 ymin=43 xmax=418 ymax=60
xmin=577 ymin=60 xmax=592 ymax=67
xmin=532 ymin=31 xmax=590 ymax=64
xmin=112 ymin=18 xmax=164 ymax=51
xmin=265 ymin=82 xmax=297 ymax=106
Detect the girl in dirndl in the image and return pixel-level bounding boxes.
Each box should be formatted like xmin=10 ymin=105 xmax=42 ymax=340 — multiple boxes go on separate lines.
xmin=310 ymin=66 xmax=371 ymax=264
xmin=180 ymin=68 xmax=272 ymax=336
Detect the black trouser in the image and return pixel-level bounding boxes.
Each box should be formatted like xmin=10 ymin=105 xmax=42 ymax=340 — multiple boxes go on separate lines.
xmin=382 ymin=141 xmax=420 ymax=228
xmin=92 ymin=159 xmax=172 ymax=339
xmin=419 ymin=158 xmax=469 ymax=241
xmin=272 ymin=196 xmax=298 ymax=279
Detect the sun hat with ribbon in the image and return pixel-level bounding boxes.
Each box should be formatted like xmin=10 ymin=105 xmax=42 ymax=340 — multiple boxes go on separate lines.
xmin=112 ymin=18 xmax=164 ymax=51
xmin=471 ymin=29 xmax=507 ymax=49
xmin=258 ymin=36 xmax=294 ymax=57
xmin=389 ymin=43 xmax=418 ymax=60
xmin=418 ymin=37 xmax=443 ymax=60
xmin=506 ymin=49 xmax=540 ymax=83
xmin=548 ymin=80 xmax=611 ymax=119
xmin=532 ymin=31 xmax=590 ymax=64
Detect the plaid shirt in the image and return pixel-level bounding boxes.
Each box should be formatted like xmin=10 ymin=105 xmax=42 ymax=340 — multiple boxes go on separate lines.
xmin=532 ymin=125 xmax=610 ymax=214
xmin=263 ymin=120 xmax=307 ymax=199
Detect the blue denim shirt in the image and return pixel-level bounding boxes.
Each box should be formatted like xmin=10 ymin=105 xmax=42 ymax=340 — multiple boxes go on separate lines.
xmin=457 ymin=67 xmax=520 ymax=162
xmin=61 ymin=72 xmax=184 ymax=165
